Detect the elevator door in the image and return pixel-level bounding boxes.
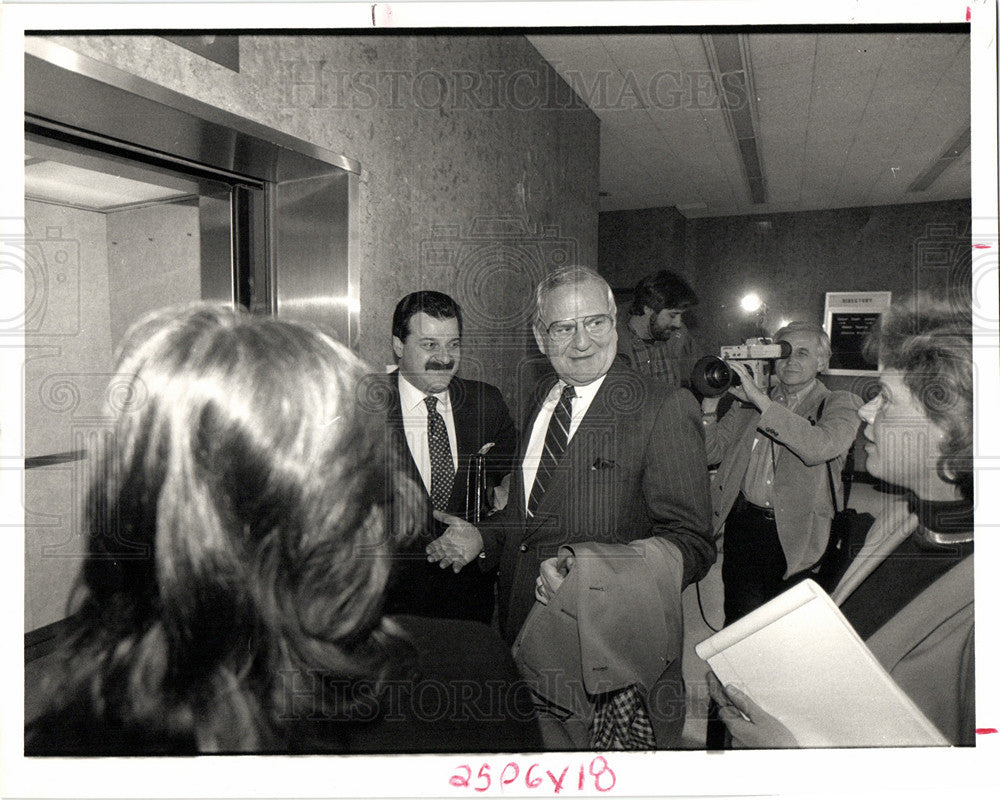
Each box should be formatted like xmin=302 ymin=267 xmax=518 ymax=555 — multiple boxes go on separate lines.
xmin=23 ymin=37 xmax=359 ymax=636
xmin=23 ymin=130 xmax=263 ymax=632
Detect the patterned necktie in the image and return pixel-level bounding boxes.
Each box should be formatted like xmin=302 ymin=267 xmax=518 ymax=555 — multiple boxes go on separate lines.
xmin=425 ymin=395 xmax=454 ymax=512
xmin=527 ymin=384 xmax=576 ymax=518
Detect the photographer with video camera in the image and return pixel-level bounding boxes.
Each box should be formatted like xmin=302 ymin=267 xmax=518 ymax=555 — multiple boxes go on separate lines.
xmin=698 ymin=321 xmax=862 ymax=625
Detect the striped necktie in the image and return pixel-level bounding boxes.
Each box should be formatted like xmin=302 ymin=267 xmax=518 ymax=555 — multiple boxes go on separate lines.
xmin=425 ymin=395 xmax=454 ymax=511
xmin=527 ymin=384 xmax=576 ymax=518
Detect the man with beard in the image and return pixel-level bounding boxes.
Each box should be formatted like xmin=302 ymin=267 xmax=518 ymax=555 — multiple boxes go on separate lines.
xmin=376 ymin=291 xmax=517 ymax=624
xmin=617 ymin=270 xmax=702 ymax=388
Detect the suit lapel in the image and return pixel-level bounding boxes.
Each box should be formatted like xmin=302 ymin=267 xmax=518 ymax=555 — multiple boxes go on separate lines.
xmin=770 ymin=381 xmax=828 ymax=468
xmin=447 ymin=378 xmax=475 ymax=512
xmin=864 ymin=556 xmax=973 ymax=673
xmin=449 ymin=378 xmax=473 ymax=451
xmin=524 ymin=372 xmax=618 ymax=536
xmin=831 ymin=499 xmax=915 ymax=603
xmin=798 ymin=381 xmax=829 ymax=425
xmin=389 ymin=373 xmax=482 ymax=512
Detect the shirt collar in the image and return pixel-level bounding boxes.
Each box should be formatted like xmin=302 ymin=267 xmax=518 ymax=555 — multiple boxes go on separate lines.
xmin=398 ymin=371 xmax=450 ymax=413
xmin=773 ymin=378 xmax=817 ymax=408
xmin=626 ymin=316 xmax=651 ymax=342
xmin=547 ymin=373 xmax=608 ymax=406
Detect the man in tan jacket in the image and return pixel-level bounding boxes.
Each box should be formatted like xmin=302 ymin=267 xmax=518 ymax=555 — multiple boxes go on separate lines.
xmin=701 ymin=321 xmax=861 ymax=624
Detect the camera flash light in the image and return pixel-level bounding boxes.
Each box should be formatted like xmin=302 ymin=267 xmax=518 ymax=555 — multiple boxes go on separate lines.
xmin=740 ymin=293 xmax=763 ymax=313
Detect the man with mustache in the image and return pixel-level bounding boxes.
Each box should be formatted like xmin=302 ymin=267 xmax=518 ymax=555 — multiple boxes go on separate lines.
xmin=617 ymin=270 xmax=702 ymax=388
xmin=700 ymin=321 xmax=862 ymax=624
xmin=378 ymin=291 xmax=517 ymax=624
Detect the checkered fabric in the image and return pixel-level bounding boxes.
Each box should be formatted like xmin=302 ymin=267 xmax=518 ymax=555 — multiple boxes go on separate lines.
xmin=591 ymin=684 xmax=656 ymax=750
xmin=425 ymin=395 xmax=454 ymax=511
xmin=627 ymin=335 xmax=681 ymax=386
xmin=527 ymin=384 xmax=575 ymax=518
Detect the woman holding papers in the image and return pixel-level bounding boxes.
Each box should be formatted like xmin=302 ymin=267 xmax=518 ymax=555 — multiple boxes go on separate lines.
xmin=708 ymin=297 xmax=974 ymax=746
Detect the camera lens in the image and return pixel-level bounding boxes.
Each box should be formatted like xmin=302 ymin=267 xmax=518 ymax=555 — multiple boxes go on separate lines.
xmin=690 ymin=356 xmax=734 ymax=397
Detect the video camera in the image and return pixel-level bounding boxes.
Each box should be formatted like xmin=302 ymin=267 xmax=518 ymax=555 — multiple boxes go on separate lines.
xmin=690 ymin=337 xmax=792 ymax=397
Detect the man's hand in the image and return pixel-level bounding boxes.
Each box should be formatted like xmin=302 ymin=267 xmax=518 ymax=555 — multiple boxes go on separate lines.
xmin=534 ymin=551 xmax=576 ymax=605
xmin=725 ymin=360 xmax=771 ymax=412
xmin=426 ymin=510 xmax=484 ymax=572
xmin=706 ymin=672 xmax=799 ymax=748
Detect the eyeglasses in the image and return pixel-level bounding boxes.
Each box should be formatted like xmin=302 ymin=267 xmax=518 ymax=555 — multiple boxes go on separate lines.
xmin=544 ymin=314 xmax=614 ymax=343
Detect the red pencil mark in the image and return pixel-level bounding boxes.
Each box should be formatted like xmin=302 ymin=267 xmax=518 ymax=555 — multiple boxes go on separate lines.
xmin=448 ymin=758 xmax=616 ymax=793
xmin=973 ymin=244 xmax=991 ymax=249
xmin=976 ymin=727 xmax=998 ymax=734
xmin=546 ymin=767 xmax=568 ymax=793
xmin=966 ymin=7 xmax=971 ymax=21
xmin=372 ymin=4 xmax=393 ymax=26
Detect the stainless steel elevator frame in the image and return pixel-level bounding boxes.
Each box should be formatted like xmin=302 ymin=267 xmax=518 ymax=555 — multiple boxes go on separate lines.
xmin=25 ymin=37 xmax=361 ymax=347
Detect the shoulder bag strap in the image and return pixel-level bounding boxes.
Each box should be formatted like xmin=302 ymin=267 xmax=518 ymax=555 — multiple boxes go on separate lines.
xmin=816 ymin=397 xmax=849 ymax=513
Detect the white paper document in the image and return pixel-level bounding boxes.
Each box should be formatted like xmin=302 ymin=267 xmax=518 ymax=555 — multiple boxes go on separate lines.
xmin=695 ymin=579 xmax=948 ymax=747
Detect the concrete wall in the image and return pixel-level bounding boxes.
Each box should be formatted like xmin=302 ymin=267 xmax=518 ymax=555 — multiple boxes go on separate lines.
xmin=683 ymin=200 xmax=971 ymax=361
xmin=598 ymin=199 xmax=972 ymax=381
xmin=25 ymin=34 xmax=600 ymax=631
xmin=47 ymin=34 xmax=601 ymax=417
xmin=106 ymin=202 xmax=201 ymax=348
xmin=24 ymin=200 xmax=114 ymax=630
xmin=598 ymin=206 xmax=688 ymax=291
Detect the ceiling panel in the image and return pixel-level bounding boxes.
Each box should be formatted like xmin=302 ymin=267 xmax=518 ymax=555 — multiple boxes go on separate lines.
xmin=599 ymin=33 xmax=683 ymax=67
xmin=25 ymin=158 xmax=191 ymax=211
xmin=747 ymin=33 xmax=817 ymax=83
xmin=922 ymin=152 xmax=972 ymax=199
xmin=878 ymin=34 xmax=967 ymax=87
xmin=528 ymin=29 xmax=970 ymax=217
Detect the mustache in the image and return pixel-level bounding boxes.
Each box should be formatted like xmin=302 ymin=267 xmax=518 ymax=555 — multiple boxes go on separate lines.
xmin=425 ymin=360 xmax=456 ymax=371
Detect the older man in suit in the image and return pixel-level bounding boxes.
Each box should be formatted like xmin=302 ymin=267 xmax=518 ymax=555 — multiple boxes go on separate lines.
xmin=376 ymin=291 xmax=517 ymax=624
xmin=428 ymin=266 xmax=714 ymax=748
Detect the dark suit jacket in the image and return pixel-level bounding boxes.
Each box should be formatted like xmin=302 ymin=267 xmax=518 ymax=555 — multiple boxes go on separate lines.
xmin=480 ymin=361 xmax=715 ymax=643
xmin=374 ymin=371 xmax=518 ymax=624
xmin=26 ymin=615 xmax=543 ymax=755
xmin=340 ymin=615 xmax=543 ymax=753
xmin=831 ymin=501 xmax=974 ymax=746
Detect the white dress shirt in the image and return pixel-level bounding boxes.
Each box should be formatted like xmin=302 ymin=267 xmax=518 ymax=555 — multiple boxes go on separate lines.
xmin=521 ymin=375 xmax=607 ymax=511
xmin=398 ymin=372 xmax=458 ymax=494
